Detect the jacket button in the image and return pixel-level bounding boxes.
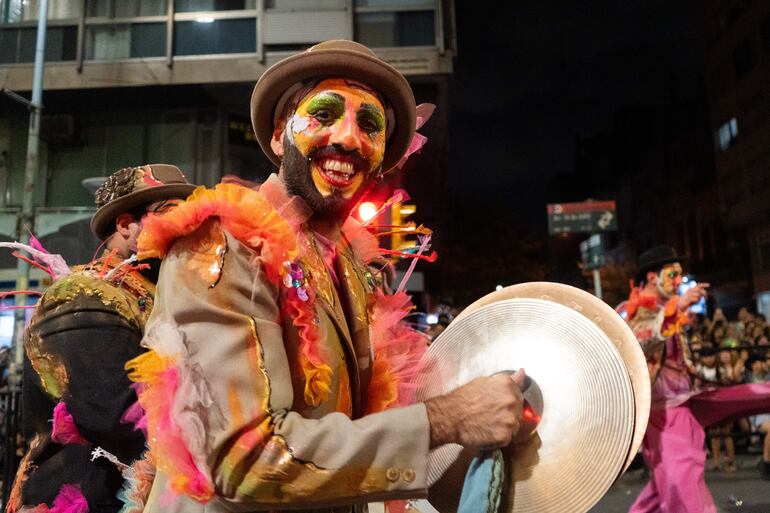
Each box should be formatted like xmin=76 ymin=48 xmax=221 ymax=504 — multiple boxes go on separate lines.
xmin=385 ymin=467 xmax=400 ymax=482
xmin=401 ymin=468 xmax=416 ymax=483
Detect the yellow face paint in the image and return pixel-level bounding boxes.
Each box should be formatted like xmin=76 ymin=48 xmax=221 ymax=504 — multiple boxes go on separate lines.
xmin=287 ymin=79 xmax=386 ymax=199
xmin=658 ymin=263 xmax=683 ymax=298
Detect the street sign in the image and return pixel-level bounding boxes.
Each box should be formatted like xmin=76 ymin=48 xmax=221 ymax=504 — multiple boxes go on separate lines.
xmin=546 ymin=200 xmax=617 ymax=235
xmin=580 ymin=234 xmax=604 ymax=270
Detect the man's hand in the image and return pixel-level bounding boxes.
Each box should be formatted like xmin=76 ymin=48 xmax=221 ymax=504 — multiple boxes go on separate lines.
xmin=678 ymin=282 xmax=709 ymax=312
xmin=425 ymin=369 xmax=526 ymax=449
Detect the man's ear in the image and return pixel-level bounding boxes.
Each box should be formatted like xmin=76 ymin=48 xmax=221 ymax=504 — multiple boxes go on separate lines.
xmin=114 ymin=213 xmax=135 ymax=238
xmin=270 ymin=121 xmax=286 ymax=158
xmin=646 ymin=270 xmax=659 ymax=286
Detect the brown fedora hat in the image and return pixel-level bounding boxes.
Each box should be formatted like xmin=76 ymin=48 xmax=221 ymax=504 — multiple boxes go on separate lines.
xmin=90 ymin=164 xmax=197 ymax=239
xmin=250 ymin=39 xmax=416 ymax=173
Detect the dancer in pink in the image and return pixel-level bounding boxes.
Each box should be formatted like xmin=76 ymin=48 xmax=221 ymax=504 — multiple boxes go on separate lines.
xmin=620 ymin=246 xmax=715 ymax=513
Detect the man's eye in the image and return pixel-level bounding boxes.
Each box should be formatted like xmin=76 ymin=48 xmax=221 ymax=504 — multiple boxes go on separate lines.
xmin=313 ymin=110 xmax=334 ymax=123
xmin=359 ymin=118 xmax=380 ymax=133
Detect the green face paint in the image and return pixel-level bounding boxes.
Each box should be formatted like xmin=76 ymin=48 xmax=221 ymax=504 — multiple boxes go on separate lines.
xmin=306 ymin=93 xmax=345 ymax=125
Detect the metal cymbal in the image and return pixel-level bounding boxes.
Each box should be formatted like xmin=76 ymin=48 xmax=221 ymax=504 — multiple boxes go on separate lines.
xmin=456 ymin=282 xmax=650 ymax=474
xmin=417 ymin=296 xmax=636 ymax=513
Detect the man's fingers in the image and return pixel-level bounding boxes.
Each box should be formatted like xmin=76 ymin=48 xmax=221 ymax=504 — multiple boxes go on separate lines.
xmin=512 ymin=368 xmax=526 ymax=388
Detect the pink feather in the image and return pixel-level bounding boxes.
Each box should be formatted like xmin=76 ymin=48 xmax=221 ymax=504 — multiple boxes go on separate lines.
xmin=367 ymin=290 xmax=429 ymax=411
xmin=0 ymin=241 xmax=71 ymax=280
xmin=395 ymin=103 xmax=435 ymax=170
xmin=51 ymin=402 xmax=88 ymax=446
xmin=121 ymin=386 xmax=148 ymax=435
xmin=26 ymin=484 xmax=90 ymax=513
xmin=50 ymin=484 xmax=89 ymax=513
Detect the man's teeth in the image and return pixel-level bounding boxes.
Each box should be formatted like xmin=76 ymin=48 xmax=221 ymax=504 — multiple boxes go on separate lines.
xmin=321 ymin=159 xmax=355 ymax=177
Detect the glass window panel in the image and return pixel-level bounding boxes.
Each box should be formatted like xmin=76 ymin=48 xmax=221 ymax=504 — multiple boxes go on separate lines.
xmin=355 ymin=10 xmax=434 ymax=47
xmin=86 ymin=23 xmax=165 ymax=60
xmin=130 ymin=23 xmax=166 ymax=57
xmin=86 ymin=25 xmax=131 ymax=60
xmin=0 ymin=29 xmax=19 ymax=63
xmin=88 ymin=0 xmax=167 ymax=18
xmin=37 ymin=26 xmax=78 ymax=61
xmin=1 ymin=0 xmax=24 ymax=23
xmin=718 ymin=124 xmax=731 ymax=151
xmin=267 ymin=0 xmax=345 ymax=8
xmin=1 ymin=0 xmax=81 ymax=22
xmin=174 ymin=18 xmax=255 ymax=55
xmin=174 ymin=0 xmax=255 ymax=12
xmin=355 ymin=0 xmax=435 ymax=7
xmin=18 ymin=27 xmax=35 ymax=61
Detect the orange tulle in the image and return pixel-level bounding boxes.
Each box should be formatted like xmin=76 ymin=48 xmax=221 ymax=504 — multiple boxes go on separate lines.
xmin=138 ymin=184 xmax=298 ymax=283
xmin=126 ymin=351 xmax=214 ymax=503
xmin=625 ymin=287 xmax=659 ymax=319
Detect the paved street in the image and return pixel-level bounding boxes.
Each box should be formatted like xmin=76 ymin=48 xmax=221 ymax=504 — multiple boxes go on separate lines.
xmin=590 ymin=454 xmax=770 ymax=513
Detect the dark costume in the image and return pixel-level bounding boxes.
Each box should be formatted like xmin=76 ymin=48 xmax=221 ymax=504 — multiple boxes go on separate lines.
xmin=5 ymin=163 xmax=195 ymax=513
xmin=9 ymin=257 xmax=153 ymax=513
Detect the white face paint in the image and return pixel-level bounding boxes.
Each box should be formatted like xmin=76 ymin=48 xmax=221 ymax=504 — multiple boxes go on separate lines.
xmin=291 ymin=114 xmax=309 ymax=133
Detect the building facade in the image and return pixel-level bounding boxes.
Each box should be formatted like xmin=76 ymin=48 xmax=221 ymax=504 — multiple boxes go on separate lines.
xmin=0 ymin=0 xmax=456 ymax=339
xmin=699 ymin=0 xmax=770 ymax=316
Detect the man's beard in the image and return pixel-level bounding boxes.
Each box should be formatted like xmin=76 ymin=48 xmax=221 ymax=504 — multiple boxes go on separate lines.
xmin=281 ymin=135 xmax=374 ymax=220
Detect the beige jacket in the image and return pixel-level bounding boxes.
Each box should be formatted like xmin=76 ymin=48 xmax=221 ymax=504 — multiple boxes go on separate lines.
xmin=135 ymin=182 xmax=430 ymax=513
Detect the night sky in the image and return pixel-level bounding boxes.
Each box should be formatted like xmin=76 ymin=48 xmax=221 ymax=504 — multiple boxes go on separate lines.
xmin=427 ymin=0 xmax=703 ymax=304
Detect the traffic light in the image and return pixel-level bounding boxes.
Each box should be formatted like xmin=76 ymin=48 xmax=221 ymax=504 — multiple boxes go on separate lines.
xmin=390 ymin=202 xmax=417 ymax=253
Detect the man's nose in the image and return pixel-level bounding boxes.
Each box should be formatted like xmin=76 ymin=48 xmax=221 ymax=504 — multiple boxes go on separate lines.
xmin=329 ymin=113 xmax=362 ymax=152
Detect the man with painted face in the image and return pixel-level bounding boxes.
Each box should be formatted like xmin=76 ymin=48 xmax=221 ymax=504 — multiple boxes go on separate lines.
xmin=621 ymin=246 xmax=713 ymax=513
xmin=128 ymin=40 xmax=525 ymax=513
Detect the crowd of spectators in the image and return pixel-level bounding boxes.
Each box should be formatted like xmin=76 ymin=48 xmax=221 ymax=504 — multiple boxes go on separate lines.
xmin=688 ymin=307 xmax=770 ymax=479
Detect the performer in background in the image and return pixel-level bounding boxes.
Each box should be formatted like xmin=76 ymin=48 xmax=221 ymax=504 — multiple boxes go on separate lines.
xmin=6 ymin=165 xmax=195 ymax=513
xmin=620 ymin=245 xmax=713 ymax=513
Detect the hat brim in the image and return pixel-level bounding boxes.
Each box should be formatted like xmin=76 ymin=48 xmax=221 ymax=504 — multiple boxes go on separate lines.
xmin=90 ymin=183 xmax=198 ymax=239
xmin=251 ymin=47 xmax=416 ymax=173
xmin=634 ymin=255 xmax=688 ymax=283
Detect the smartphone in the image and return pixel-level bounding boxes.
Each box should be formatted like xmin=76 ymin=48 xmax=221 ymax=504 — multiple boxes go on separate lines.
xmin=678 ymin=276 xmax=707 ymax=315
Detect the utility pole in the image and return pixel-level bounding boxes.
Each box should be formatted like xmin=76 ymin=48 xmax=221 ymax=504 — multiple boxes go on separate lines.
xmin=592 ymin=267 xmax=603 ymax=301
xmin=11 ymin=0 xmax=48 ymax=385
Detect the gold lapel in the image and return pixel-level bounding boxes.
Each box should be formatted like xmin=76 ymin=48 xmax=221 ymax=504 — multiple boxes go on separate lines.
xmin=298 ymin=231 xmax=354 ymax=360
xmin=335 ymin=240 xmax=375 ymax=412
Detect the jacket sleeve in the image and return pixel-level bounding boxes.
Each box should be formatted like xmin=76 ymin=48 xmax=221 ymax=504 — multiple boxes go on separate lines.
xmin=140 ymin=219 xmax=430 ymax=509
xmin=25 ymin=278 xmax=147 ymax=459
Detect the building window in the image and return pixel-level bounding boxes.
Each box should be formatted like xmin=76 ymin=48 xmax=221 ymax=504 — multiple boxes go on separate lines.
xmin=732 ymin=36 xmax=755 ymax=79
xmin=1 ymin=0 xmax=81 ymax=23
xmin=266 ymin=0 xmax=345 ymax=7
xmin=174 ymin=0 xmax=256 ymax=12
xmin=87 ymin=0 xmax=168 ymax=18
xmin=356 ymin=0 xmax=434 ymax=6
xmin=715 ymin=117 xmax=738 ymax=151
xmin=86 ymin=23 xmax=166 ymax=60
xmin=353 ymin=0 xmax=437 ymax=48
xmin=174 ymin=18 xmax=256 ymax=55
xmin=0 ymin=26 xmax=77 ymax=63
xmin=355 ymin=10 xmax=434 ymax=47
